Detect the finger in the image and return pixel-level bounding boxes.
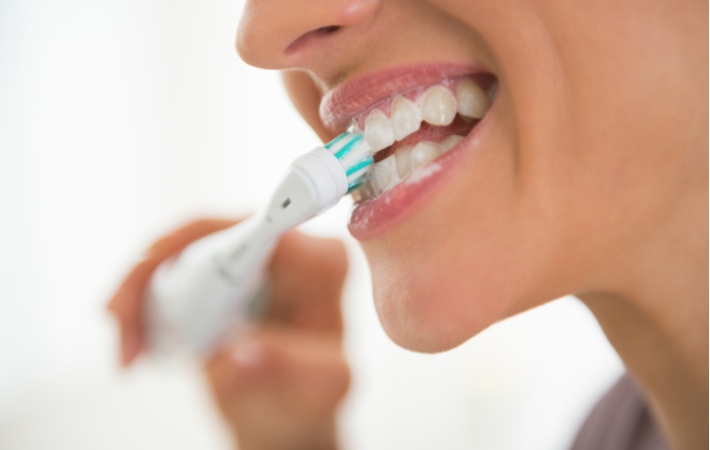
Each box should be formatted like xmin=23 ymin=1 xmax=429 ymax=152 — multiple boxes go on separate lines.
xmin=144 ymin=219 xmax=237 ymax=260
xmin=268 ymin=231 xmax=349 ymax=331
xmin=206 ymin=328 xmax=350 ymax=418
xmin=206 ymin=328 xmax=348 ymax=449
xmin=107 ymin=218 xmax=238 ymax=363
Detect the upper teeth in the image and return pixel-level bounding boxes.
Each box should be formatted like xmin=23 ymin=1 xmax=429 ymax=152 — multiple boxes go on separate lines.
xmin=421 ymin=86 xmax=457 ymax=126
xmin=456 ymin=79 xmax=490 ymax=120
xmin=358 ymin=78 xmax=491 ymax=152
xmin=364 ymin=110 xmax=395 ymax=152
xmin=391 ymin=97 xmax=420 ymax=141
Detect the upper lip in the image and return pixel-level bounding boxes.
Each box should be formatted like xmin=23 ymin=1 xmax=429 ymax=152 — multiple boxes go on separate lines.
xmin=319 ymin=63 xmax=482 ymax=133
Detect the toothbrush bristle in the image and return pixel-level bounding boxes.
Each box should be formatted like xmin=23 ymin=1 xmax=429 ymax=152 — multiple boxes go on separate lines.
xmin=325 ymin=132 xmax=374 ymax=191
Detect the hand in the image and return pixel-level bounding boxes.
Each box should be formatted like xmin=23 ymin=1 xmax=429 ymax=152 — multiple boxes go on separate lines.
xmin=108 ymin=219 xmax=350 ymax=450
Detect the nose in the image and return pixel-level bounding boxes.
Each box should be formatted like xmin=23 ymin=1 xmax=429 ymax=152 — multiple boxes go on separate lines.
xmin=237 ymin=0 xmax=380 ymax=70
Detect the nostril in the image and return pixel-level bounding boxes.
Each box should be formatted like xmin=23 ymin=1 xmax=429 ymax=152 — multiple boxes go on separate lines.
xmin=285 ymin=25 xmax=342 ymax=55
xmin=315 ymin=25 xmax=341 ymax=35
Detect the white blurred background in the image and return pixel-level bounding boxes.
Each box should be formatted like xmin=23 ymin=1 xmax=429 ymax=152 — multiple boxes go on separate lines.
xmin=0 ymin=1 xmax=625 ymax=449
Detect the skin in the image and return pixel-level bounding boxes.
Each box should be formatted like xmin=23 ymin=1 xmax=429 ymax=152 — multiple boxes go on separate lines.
xmin=109 ymin=1 xmax=707 ymax=449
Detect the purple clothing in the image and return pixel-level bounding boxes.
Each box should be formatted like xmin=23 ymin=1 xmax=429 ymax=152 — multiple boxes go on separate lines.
xmin=571 ymin=374 xmax=670 ymax=450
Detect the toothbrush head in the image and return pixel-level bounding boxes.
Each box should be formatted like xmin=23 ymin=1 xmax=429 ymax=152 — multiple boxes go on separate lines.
xmin=261 ymin=131 xmax=374 ymax=232
xmin=324 ymin=132 xmax=374 ymax=192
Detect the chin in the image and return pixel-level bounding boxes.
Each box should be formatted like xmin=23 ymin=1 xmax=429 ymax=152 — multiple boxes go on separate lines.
xmin=362 ymin=228 xmax=522 ymax=354
xmin=370 ymin=266 xmax=502 ymax=353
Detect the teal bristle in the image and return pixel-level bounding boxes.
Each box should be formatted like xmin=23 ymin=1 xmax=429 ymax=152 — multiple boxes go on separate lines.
xmin=325 ymin=131 xmax=374 ymax=192
xmin=324 ymin=132 xmax=349 ymax=150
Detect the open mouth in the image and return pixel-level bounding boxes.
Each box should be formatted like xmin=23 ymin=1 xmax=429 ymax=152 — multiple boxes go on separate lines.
xmin=347 ymin=74 xmax=498 ymax=203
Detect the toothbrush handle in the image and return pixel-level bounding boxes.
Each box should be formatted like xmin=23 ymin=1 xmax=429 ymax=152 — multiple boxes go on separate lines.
xmin=146 ymin=216 xmax=277 ymax=358
xmin=145 ymin=146 xmax=350 ymax=359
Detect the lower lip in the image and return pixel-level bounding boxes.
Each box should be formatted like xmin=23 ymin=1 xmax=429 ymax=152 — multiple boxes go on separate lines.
xmin=347 ymin=102 xmax=495 ymax=240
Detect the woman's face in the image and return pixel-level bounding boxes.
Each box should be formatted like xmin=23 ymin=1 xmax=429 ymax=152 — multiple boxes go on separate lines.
xmin=237 ymin=0 xmax=707 ymax=352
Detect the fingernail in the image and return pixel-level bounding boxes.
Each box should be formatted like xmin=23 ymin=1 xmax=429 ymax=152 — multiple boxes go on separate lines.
xmin=231 ymin=340 xmax=262 ymax=368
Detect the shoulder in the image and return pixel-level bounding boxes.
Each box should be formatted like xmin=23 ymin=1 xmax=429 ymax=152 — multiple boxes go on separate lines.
xmin=570 ymin=374 xmax=670 ymax=450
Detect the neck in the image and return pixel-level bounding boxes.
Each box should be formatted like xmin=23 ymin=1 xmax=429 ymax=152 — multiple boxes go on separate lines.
xmin=579 ymin=184 xmax=708 ymax=450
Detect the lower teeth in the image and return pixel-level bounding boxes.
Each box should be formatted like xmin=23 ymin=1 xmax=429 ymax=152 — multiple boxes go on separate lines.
xmin=352 ymin=134 xmax=465 ymax=202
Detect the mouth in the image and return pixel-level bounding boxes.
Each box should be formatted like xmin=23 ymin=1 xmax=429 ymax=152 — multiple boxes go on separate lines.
xmin=320 ymin=64 xmax=498 ymax=238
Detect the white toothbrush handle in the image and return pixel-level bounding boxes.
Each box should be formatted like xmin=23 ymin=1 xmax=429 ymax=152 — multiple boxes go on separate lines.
xmin=146 ymin=147 xmax=350 ymax=358
xmin=146 ymin=216 xmax=276 ymax=357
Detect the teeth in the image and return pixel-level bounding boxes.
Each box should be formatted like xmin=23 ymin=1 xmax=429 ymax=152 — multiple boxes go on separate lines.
xmin=350 ymin=184 xmax=368 ymax=203
xmin=374 ymin=154 xmax=400 ymax=191
xmin=352 ymin=134 xmax=464 ymax=202
xmin=360 ymin=79 xmax=490 ymax=151
xmin=367 ymin=171 xmax=383 ymax=195
xmin=456 ymin=79 xmax=490 ymax=120
xmin=421 ymin=86 xmax=457 ymax=126
xmin=440 ymin=135 xmax=464 ymax=153
xmin=355 ymin=177 xmax=378 ymax=202
xmin=488 ymin=81 xmax=499 ymax=102
xmin=395 ymin=145 xmax=413 ymax=179
xmin=352 ymin=77 xmax=494 ymax=202
xmin=410 ymin=141 xmax=441 ymax=170
xmin=390 ymin=98 xmax=421 ymax=141
xmin=364 ymin=111 xmax=395 ymax=152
